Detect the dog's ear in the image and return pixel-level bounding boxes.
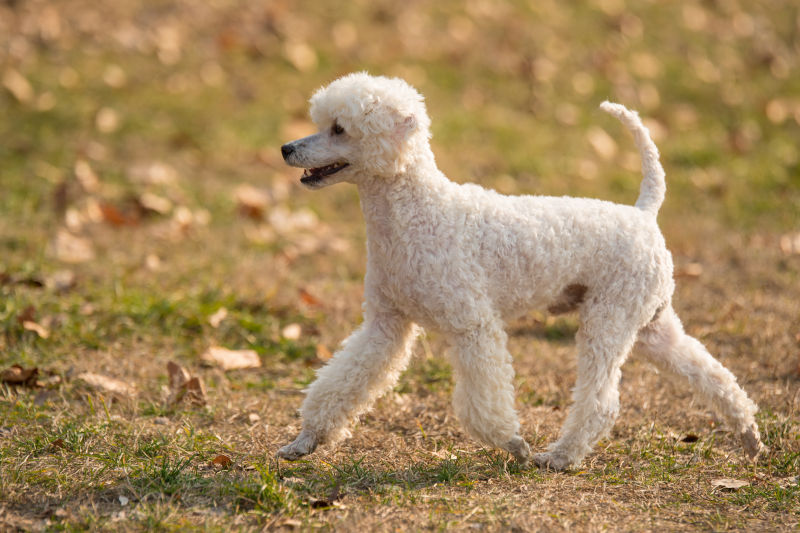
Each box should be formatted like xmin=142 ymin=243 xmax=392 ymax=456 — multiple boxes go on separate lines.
xmin=392 ymin=114 xmax=417 ymax=143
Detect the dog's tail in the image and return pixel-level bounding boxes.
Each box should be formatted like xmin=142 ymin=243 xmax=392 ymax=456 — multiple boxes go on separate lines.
xmin=599 ymin=101 xmax=666 ymax=216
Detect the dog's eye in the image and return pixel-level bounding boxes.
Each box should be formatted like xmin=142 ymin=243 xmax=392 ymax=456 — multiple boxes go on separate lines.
xmin=331 ymin=122 xmax=345 ymax=135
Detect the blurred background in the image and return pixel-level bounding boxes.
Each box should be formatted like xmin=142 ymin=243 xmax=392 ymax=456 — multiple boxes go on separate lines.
xmin=2 ymin=0 xmax=799 ymax=233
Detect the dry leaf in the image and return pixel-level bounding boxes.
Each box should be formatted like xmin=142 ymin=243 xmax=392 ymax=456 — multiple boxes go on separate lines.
xmin=166 ymin=361 xmax=206 ymax=406
xmin=779 ymin=233 xmax=800 ymax=255
xmin=711 ymin=478 xmax=749 ymax=491
xmin=3 ymin=68 xmax=34 ymax=103
xmin=74 ymin=160 xmax=100 ymax=192
xmin=46 ymin=270 xmax=76 ymax=292
xmin=17 ymin=305 xmax=36 ymax=324
xmin=201 ymin=346 xmax=261 ymax=370
xmin=315 ymin=344 xmax=332 ymax=361
xmin=247 ymin=413 xmax=260 ymax=423
xmin=283 ymin=41 xmax=317 ymax=72
xmin=22 ymin=320 xmax=50 ymax=339
xmin=211 ymin=454 xmax=232 ymax=468
xmin=1 ymin=365 xmax=39 ymax=386
xmin=183 ymin=377 xmax=206 ymax=406
xmin=680 ymin=434 xmax=700 ymax=443
xmin=75 ymin=372 xmax=136 ymax=397
xmin=308 ymin=485 xmax=343 ymax=509
xmin=299 ymin=288 xmax=321 ymax=307
xmin=167 ymin=361 xmax=191 ymax=390
xmin=52 ymin=230 xmax=95 ymax=264
xmin=49 ymin=438 xmax=67 ymax=451
xmin=234 ymin=184 xmax=270 ymax=220
xmin=96 ymin=107 xmax=120 ymax=133
xmin=587 ymin=127 xmax=617 ymax=160
xmin=103 ymin=65 xmax=127 ymax=88
xmin=208 ymin=307 xmax=228 ymax=328
xmin=676 ymin=262 xmax=703 ymax=278
xmin=99 ymin=202 xmax=138 ymax=227
xmin=138 ymin=193 xmax=172 ymax=215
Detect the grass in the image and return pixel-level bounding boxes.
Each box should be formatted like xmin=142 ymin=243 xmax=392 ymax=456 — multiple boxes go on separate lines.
xmin=1 ymin=0 xmax=799 ymax=530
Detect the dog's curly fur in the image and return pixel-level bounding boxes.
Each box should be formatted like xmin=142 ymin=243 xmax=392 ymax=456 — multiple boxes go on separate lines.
xmin=277 ymin=72 xmax=763 ymax=470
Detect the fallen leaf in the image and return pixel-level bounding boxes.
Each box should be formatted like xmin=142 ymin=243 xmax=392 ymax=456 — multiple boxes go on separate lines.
xmin=711 ymin=478 xmax=749 ymax=491
xmin=167 ymin=361 xmax=191 ymax=390
xmin=201 ymin=346 xmax=261 ymax=370
xmin=99 ymin=202 xmax=138 ymax=227
xmin=103 ymin=65 xmax=127 ymax=88
xmin=145 ymin=254 xmax=161 ymax=271
xmin=1 ymin=365 xmax=39 ymax=386
xmin=681 ymin=434 xmax=700 ymax=443
xmin=247 ymin=413 xmax=260 ymax=423
xmin=74 ymin=160 xmax=100 ymax=192
xmin=49 ymin=438 xmax=67 ymax=451
xmin=52 ymin=230 xmax=95 ymax=264
xmin=234 ymin=184 xmax=270 ymax=220
xmin=779 ymin=233 xmax=800 ymax=255
xmin=587 ymin=127 xmax=617 ymax=161
xmin=2 ymin=275 xmax=44 ymax=288
xmin=308 ymin=485 xmax=343 ymax=509
xmin=183 ymin=377 xmax=206 ymax=406
xmin=676 ymin=262 xmax=703 ymax=278
xmin=17 ymin=305 xmax=36 ymax=324
xmin=138 ymin=192 xmax=172 ymax=215
xmin=308 ymin=497 xmax=337 ymax=509
xmin=299 ymin=288 xmax=321 ymax=307
xmin=315 ymin=344 xmax=332 ymax=361
xmin=22 ymin=320 xmax=50 ymax=339
xmin=3 ymin=68 xmax=34 ymax=103
xmin=46 ymin=270 xmax=76 ymax=292
xmin=211 ymin=454 xmax=232 ymax=468
xmin=208 ymin=307 xmax=228 ymax=328
xmin=75 ymin=372 xmax=136 ymax=397
xmin=95 ymin=107 xmax=120 ymax=133
xmin=281 ymin=323 xmax=302 ymax=340
xmin=166 ymin=361 xmax=206 ymax=406
xmin=283 ymin=41 xmax=318 ymax=72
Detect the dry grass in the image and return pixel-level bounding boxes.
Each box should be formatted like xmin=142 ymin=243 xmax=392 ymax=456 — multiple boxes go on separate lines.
xmin=1 ymin=0 xmax=799 ymax=530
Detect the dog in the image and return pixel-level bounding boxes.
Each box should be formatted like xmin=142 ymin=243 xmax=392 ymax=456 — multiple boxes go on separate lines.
xmin=277 ymin=72 xmax=763 ymax=470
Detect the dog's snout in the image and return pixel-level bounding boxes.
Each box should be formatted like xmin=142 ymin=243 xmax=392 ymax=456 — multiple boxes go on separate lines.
xmin=281 ymin=143 xmax=295 ymax=161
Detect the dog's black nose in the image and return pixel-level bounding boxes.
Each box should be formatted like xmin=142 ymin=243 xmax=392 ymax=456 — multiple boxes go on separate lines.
xmin=281 ymin=144 xmax=295 ymax=161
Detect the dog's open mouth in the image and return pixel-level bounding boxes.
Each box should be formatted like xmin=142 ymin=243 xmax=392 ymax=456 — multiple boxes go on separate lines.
xmin=300 ymin=162 xmax=349 ymax=185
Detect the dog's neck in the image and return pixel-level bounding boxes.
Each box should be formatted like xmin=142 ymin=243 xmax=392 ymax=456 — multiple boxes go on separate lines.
xmin=356 ymin=147 xmax=451 ymax=249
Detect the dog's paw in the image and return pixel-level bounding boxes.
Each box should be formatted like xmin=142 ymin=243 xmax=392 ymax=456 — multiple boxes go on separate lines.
xmin=532 ymin=451 xmax=573 ymax=472
xmin=741 ymin=424 xmax=766 ymax=461
xmin=276 ymin=429 xmax=318 ymax=461
xmin=505 ymin=435 xmax=531 ymax=467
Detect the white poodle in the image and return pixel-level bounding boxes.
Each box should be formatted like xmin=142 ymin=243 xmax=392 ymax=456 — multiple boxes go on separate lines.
xmin=277 ymin=72 xmax=763 ymax=470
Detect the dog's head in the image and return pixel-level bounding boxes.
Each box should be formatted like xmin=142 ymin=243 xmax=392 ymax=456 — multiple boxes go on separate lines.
xmin=281 ymin=72 xmax=431 ymax=189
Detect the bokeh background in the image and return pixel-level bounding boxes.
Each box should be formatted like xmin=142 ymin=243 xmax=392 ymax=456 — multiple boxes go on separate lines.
xmin=1 ymin=0 xmax=798 ymax=530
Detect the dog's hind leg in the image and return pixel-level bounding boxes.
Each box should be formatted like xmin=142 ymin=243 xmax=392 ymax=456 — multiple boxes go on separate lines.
xmin=634 ymin=305 xmax=763 ymax=459
xmin=277 ymin=308 xmax=418 ymax=460
xmin=533 ymin=305 xmax=640 ymax=471
xmin=448 ymin=320 xmax=530 ymax=465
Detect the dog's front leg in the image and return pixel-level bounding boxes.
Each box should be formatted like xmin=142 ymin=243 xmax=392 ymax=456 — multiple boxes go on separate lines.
xmin=448 ymin=320 xmax=530 ymax=465
xmin=277 ymin=310 xmax=418 ymax=460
